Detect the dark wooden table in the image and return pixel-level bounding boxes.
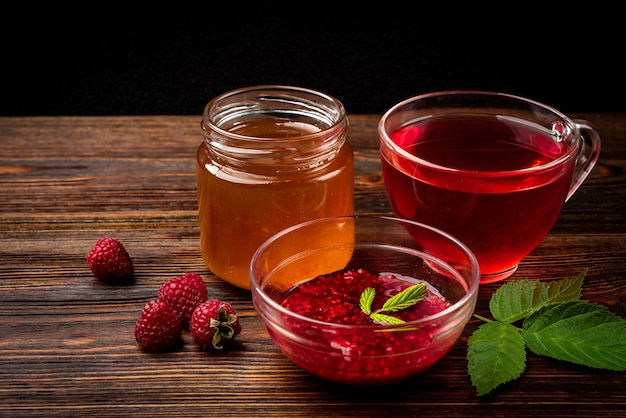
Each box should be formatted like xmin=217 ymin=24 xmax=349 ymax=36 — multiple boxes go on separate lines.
xmin=1 ymin=114 xmax=625 ymax=417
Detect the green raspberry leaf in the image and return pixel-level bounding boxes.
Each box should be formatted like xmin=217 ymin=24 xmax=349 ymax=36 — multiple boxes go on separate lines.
xmin=490 ymin=269 xmax=586 ymax=323
xmin=522 ymin=300 xmax=626 ymax=371
xmin=467 ymin=321 xmax=526 ymax=396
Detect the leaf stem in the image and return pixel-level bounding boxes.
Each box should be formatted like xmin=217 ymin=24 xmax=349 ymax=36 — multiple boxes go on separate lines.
xmin=473 ymin=313 xmax=493 ymax=323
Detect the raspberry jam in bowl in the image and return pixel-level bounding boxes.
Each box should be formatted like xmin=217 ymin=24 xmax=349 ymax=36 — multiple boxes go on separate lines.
xmin=250 ymin=215 xmax=480 ymax=385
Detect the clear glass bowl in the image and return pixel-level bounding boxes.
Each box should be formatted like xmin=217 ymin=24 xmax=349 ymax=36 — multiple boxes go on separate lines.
xmin=250 ymin=215 xmax=480 ymax=385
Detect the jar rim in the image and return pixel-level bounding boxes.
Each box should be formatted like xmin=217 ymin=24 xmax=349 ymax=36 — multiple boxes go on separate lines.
xmin=202 ymin=85 xmax=348 ymax=142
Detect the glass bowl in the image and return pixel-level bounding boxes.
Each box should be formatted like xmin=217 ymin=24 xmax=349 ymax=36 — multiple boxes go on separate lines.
xmin=250 ymin=215 xmax=480 ymax=385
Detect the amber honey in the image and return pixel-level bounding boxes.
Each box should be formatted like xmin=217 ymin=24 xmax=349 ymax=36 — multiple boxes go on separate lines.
xmin=197 ymin=86 xmax=354 ymax=289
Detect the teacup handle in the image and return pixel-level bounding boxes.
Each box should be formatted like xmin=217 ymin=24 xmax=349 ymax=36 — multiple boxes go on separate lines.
xmin=566 ymin=120 xmax=601 ymax=202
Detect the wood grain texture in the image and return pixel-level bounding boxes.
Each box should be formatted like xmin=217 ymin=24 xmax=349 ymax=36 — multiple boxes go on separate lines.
xmin=1 ymin=114 xmax=625 ymax=417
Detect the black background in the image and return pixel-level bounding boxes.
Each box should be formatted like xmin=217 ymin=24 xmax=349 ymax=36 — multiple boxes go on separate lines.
xmin=3 ymin=3 xmax=624 ymax=116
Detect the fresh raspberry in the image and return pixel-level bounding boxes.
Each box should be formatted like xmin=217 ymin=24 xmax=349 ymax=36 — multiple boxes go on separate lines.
xmin=190 ymin=300 xmax=242 ymax=350
xmin=158 ymin=273 xmax=208 ymax=325
xmin=87 ymin=237 xmax=134 ymax=281
xmin=134 ymin=299 xmax=182 ymax=352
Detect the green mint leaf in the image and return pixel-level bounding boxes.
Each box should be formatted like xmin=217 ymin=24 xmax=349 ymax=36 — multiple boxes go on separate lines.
xmin=359 ymin=283 xmax=426 ymax=324
xmin=370 ymin=313 xmax=406 ymax=325
xmin=360 ymin=287 xmax=375 ymax=315
xmin=379 ymin=284 xmax=426 ymax=313
xmin=467 ymin=321 xmax=526 ymax=396
xmin=490 ymin=269 xmax=586 ymax=323
xmin=522 ymin=300 xmax=626 ymax=371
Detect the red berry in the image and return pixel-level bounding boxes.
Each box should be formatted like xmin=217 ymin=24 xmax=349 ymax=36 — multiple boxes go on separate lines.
xmin=134 ymin=300 xmax=182 ymax=351
xmin=158 ymin=273 xmax=208 ymax=324
xmin=190 ymin=300 xmax=242 ymax=350
xmin=87 ymin=237 xmax=134 ymax=281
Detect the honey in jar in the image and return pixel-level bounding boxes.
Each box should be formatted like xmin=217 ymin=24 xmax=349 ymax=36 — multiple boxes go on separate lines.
xmin=197 ymin=86 xmax=354 ymax=289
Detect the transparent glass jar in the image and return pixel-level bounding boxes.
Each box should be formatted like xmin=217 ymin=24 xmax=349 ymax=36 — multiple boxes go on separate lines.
xmin=197 ymin=85 xmax=354 ymax=289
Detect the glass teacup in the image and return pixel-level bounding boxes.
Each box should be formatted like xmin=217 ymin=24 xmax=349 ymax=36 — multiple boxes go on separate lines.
xmin=378 ymin=91 xmax=601 ymax=283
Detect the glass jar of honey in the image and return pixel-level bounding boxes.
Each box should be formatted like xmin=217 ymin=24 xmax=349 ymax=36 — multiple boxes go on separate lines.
xmin=197 ymin=85 xmax=354 ymax=289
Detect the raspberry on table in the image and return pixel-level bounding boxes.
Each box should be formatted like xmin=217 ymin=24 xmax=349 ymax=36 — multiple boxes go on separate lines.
xmin=87 ymin=237 xmax=134 ymax=282
xmin=134 ymin=299 xmax=182 ymax=352
xmin=158 ymin=273 xmax=208 ymax=325
xmin=190 ymin=300 xmax=241 ymax=350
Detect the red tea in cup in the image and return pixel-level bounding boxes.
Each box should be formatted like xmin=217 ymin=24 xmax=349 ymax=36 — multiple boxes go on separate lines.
xmin=379 ymin=91 xmax=601 ymax=283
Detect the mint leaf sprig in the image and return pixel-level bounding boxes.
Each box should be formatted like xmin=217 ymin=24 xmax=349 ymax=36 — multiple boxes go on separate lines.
xmin=360 ymin=284 xmax=426 ymax=325
xmin=468 ymin=268 xmax=626 ymax=396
